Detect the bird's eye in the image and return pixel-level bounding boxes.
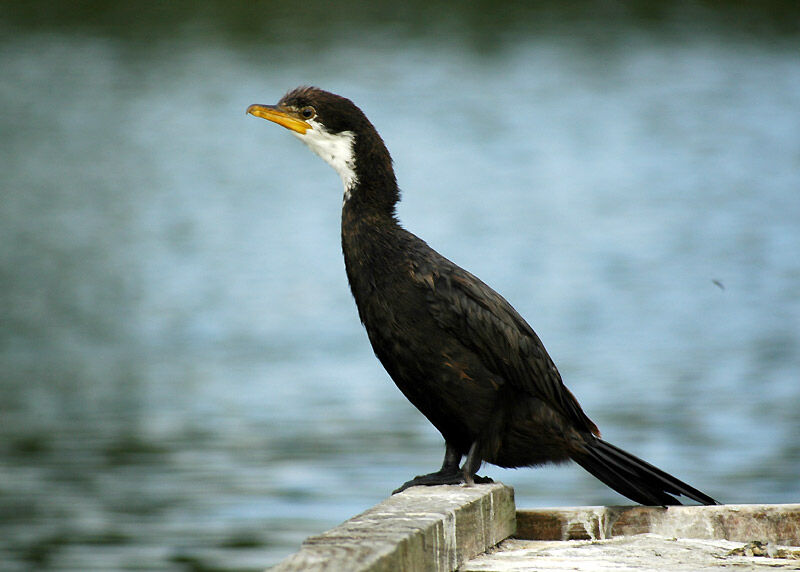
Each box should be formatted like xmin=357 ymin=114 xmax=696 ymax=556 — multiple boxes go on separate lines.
xmin=300 ymin=106 xmax=315 ymax=119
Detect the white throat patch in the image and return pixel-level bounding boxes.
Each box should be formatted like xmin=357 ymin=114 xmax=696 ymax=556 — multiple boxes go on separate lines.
xmin=293 ymin=118 xmax=358 ymax=200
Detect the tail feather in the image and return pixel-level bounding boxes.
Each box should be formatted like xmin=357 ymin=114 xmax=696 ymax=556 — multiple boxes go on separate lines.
xmin=572 ymin=438 xmax=719 ymax=506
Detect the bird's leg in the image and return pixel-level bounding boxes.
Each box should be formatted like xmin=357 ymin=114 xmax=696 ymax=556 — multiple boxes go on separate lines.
xmin=393 ymin=442 xmax=495 ymax=494
xmin=462 ymin=441 xmax=480 ymax=486
xmin=461 ymin=441 xmax=494 ymax=487
xmin=392 ymin=443 xmax=463 ymax=494
xmin=440 ymin=441 xmax=462 ymax=474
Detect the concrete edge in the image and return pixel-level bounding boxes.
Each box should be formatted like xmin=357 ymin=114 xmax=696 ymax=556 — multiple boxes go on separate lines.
xmin=515 ymin=504 xmax=800 ymax=546
xmin=270 ymin=483 xmax=516 ymax=571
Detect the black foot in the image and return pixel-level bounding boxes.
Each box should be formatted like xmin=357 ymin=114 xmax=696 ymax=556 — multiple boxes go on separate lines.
xmin=392 ymin=472 xmax=494 ymax=494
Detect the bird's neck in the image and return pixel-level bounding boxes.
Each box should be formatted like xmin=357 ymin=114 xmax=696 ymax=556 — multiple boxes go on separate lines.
xmin=340 ymin=133 xmax=401 ymax=237
xmin=337 ymin=127 xmax=406 ymax=308
xmin=340 ymin=177 xmax=402 ymax=250
xmin=343 ymin=130 xmax=400 ymax=217
xmin=340 ymin=174 xmax=406 ymax=314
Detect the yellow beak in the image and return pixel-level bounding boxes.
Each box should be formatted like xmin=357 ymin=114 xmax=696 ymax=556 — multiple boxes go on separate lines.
xmin=247 ymin=104 xmax=311 ymax=134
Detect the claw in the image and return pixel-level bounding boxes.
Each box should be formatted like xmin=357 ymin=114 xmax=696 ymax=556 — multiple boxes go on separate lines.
xmin=392 ymin=441 xmax=492 ymax=494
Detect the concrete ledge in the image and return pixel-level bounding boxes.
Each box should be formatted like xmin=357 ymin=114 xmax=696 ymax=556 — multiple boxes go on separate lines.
xmin=270 ymin=483 xmax=515 ymax=571
xmin=516 ymin=504 xmax=800 ymax=545
xmin=270 ymin=493 xmax=800 ymax=571
xmin=461 ymin=504 xmax=800 ymax=571
xmin=462 ymin=534 xmax=800 ymax=571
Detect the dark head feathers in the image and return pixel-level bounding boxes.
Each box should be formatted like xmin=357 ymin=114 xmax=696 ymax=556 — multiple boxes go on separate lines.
xmin=279 ymin=86 xmax=372 ymax=136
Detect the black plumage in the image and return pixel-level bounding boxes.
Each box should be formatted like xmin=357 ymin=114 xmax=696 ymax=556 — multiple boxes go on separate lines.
xmin=247 ymin=87 xmax=718 ymax=506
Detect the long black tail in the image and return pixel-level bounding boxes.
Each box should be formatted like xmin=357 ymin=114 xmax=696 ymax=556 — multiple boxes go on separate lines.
xmin=572 ymin=438 xmax=719 ymax=506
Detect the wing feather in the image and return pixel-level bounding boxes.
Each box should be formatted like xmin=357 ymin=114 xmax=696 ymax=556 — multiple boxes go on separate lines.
xmin=412 ymin=255 xmax=599 ymax=436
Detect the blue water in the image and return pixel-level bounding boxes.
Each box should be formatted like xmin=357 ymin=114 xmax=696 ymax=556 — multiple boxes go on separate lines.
xmin=1 ymin=5 xmax=799 ymax=570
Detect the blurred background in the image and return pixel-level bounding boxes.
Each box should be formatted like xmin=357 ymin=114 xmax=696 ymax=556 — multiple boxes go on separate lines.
xmin=2 ymin=1 xmax=799 ymax=570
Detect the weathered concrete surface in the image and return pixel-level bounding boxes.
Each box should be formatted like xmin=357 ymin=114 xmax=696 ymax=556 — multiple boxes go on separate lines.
xmin=269 ymin=483 xmax=515 ymax=572
xmin=461 ymin=534 xmax=800 ymax=571
xmin=268 ymin=495 xmax=800 ymax=571
xmin=467 ymin=504 xmax=800 ymax=572
xmin=516 ymin=504 xmax=800 ymax=546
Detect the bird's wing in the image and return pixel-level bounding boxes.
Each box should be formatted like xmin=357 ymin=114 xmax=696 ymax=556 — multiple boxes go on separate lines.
xmin=414 ymin=255 xmax=600 ymax=436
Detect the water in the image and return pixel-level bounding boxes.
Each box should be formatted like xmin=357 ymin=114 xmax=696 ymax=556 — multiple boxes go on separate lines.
xmin=2 ymin=3 xmax=799 ymax=570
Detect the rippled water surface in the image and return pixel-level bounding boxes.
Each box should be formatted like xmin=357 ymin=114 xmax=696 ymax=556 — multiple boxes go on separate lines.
xmin=2 ymin=3 xmax=799 ymax=570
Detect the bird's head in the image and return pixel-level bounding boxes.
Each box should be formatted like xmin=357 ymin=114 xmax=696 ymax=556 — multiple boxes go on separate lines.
xmin=248 ymin=87 xmax=371 ymax=192
xmin=248 ymin=86 xmax=397 ymax=210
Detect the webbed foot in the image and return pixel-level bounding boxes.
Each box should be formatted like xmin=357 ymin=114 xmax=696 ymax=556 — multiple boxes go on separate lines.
xmin=392 ymin=471 xmax=494 ymax=494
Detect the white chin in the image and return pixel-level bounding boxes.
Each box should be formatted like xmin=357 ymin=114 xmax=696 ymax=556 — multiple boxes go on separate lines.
xmin=299 ymin=121 xmax=359 ymax=194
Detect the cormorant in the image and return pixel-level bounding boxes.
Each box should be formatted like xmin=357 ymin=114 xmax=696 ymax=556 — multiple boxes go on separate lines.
xmin=247 ymin=87 xmax=718 ymax=506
